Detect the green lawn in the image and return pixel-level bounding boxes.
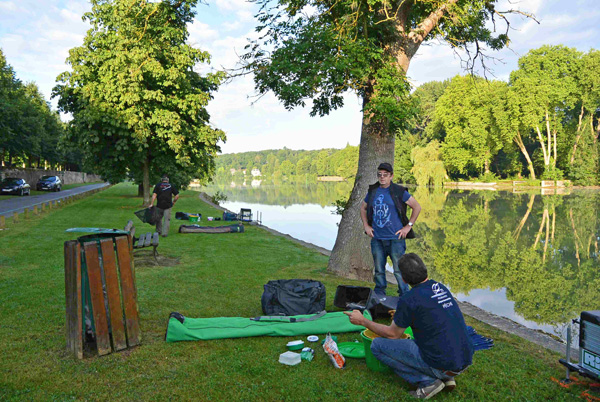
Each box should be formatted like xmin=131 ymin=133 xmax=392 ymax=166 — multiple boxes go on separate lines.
xmin=0 ymin=183 xmax=585 ymax=400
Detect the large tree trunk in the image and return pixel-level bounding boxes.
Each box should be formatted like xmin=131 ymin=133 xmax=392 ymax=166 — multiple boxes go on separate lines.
xmin=142 ymin=154 xmax=150 ymax=205
xmin=327 ymin=92 xmax=395 ymax=280
xmin=328 ymin=0 xmax=454 ymax=279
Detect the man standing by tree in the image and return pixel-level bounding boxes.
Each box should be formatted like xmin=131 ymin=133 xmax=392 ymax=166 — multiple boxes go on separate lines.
xmin=361 ymin=163 xmax=421 ymax=296
xmin=150 ymin=175 xmax=179 ymax=237
xmin=345 ymin=253 xmax=473 ymax=400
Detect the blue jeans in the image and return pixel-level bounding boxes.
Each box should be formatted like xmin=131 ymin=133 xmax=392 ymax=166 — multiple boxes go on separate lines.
xmin=371 ymin=238 xmax=410 ymax=296
xmin=371 ymin=338 xmax=456 ymax=388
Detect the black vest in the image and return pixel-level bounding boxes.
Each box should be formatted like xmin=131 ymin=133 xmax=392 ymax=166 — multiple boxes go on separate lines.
xmin=366 ymin=182 xmax=415 ymax=239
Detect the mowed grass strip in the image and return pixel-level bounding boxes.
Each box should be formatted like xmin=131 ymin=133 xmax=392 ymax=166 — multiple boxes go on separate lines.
xmin=0 ymin=183 xmax=585 ymax=400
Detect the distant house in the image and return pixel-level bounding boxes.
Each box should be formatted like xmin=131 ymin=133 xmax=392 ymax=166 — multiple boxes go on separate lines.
xmin=251 ymin=168 xmax=261 ymax=177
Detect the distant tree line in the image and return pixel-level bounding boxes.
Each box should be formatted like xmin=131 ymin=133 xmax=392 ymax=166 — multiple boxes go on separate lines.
xmin=214 ymin=145 xmax=359 ymax=181
xmin=0 ymin=49 xmax=82 ymax=171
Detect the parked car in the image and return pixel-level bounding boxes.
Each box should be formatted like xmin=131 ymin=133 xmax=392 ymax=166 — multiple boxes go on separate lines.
xmin=0 ymin=177 xmax=31 ymax=196
xmin=36 ymin=175 xmax=62 ymax=192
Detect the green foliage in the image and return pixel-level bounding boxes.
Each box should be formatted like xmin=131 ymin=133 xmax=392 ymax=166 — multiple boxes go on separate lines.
xmin=54 ymin=0 xmax=224 ymax=189
xmin=479 ymin=171 xmax=499 ymax=183
xmin=210 ymin=190 xmax=228 ymax=205
xmin=393 ymin=130 xmax=419 ymax=184
xmin=433 ymin=76 xmax=510 ymax=176
xmin=541 ymin=164 xmax=564 ymax=181
xmin=214 ymin=146 xmax=360 ymax=182
xmin=410 ymin=141 xmax=447 ymax=187
xmin=0 ymin=49 xmax=71 ymax=169
xmin=331 ymin=197 xmax=349 ymax=216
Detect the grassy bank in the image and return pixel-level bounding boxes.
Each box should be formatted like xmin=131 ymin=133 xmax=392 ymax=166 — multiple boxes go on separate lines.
xmin=0 ymin=183 xmax=585 ymax=400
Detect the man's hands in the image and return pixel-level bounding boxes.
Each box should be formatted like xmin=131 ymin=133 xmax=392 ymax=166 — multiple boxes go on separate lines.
xmin=364 ymin=225 xmax=374 ymax=237
xmin=344 ymin=309 xmax=365 ymax=326
xmin=395 ymin=225 xmax=411 ymax=239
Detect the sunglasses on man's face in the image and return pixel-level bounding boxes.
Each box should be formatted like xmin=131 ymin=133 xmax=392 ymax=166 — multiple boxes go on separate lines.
xmin=377 ymin=172 xmax=391 ymax=178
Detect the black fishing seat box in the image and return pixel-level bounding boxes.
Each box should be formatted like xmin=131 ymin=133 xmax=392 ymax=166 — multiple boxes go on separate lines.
xmin=334 ymin=285 xmax=400 ymax=319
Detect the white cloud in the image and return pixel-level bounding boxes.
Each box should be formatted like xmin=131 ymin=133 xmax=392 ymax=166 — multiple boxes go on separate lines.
xmin=187 ymin=20 xmax=219 ymax=44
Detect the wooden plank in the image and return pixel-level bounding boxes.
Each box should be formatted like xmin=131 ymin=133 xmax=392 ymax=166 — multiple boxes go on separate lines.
xmin=136 ymin=234 xmax=145 ymax=249
xmin=84 ymin=241 xmax=111 ymax=356
xmin=115 ymin=236 xmax=140 ymax=347
xmin=143 ymin=233 xmax=152 ymax=247
xmin=152 ymin=232 xmax=159 ymax=247
xmin=99 ymin=239 xmax=127 ymax=351
xmin=124 ymin=220 xmax=134 ymax=233
xmin=64 ymin=241 xmax=83 ymax=359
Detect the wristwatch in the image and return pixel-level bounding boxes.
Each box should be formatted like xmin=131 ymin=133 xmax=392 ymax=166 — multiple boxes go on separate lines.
xmin=408 ymin=222 xmax=413 ymax=227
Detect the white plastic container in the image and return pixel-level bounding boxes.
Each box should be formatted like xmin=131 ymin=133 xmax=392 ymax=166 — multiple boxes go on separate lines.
xmin=279 ymin=351 xmax=301 ymax=366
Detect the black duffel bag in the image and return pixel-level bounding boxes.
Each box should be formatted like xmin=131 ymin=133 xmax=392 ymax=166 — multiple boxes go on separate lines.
xmin=261 ymin=279 xmax=326 ymax=316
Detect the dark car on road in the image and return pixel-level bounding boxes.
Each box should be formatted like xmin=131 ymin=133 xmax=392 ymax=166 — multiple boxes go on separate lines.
xmin=36 ymin=175 xmax=62 ymax=192
xmin=0 ymin=177 xmax=31 ymax=196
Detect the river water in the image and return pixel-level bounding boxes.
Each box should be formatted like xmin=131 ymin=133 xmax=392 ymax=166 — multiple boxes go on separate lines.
xmin=200 ymin=181 xmax=600 ymax=345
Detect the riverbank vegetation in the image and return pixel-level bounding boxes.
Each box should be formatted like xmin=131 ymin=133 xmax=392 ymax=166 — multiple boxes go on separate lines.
xmin=0 ymin=183 xmax=591 ymax=400
xmin=215 ymin=46 xmax=600 ymax=187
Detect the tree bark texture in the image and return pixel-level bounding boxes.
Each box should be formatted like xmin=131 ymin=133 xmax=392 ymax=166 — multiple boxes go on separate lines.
xmin=327 ymin=94 xmax=395 ymax=280
xmin=514 ymin=131 xmax=536 ymax=179
xmin=327 ymin=0 xmax=457 ymax=279
xmin=570 ymin=105 xmax=585 ymax=165
xmin=142 ymin=155 xmax=150 ymax=205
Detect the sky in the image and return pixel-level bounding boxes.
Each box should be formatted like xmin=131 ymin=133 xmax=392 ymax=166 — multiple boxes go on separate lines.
xmin=1 ymin=0 xmax=599 ymax=154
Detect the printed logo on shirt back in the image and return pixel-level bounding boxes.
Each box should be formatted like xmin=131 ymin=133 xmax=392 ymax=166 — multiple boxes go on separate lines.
xmin=431 ymin=282 xmax=453 ymax=309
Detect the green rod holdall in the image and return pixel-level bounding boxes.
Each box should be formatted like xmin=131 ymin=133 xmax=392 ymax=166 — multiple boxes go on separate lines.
xmin=165 ymin=310 xmax=371 ymax=342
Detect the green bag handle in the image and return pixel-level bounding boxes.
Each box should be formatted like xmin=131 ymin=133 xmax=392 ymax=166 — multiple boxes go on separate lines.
xmin=250 ymin=310 xmax=327 ymax=323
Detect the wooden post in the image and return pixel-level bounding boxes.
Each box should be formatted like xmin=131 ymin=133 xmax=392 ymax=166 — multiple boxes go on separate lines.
xmin=0 ymin=215 xmax=5 ymax=229
xmin=64 ymin=241 xmax=83 ymax=359
xmin=84 ymin=241 xmax=111 ymax=356
xmin=116 ymin=236 xmax=141 ymax=347
xmin=41 ymin=203 xmax=45 ymax=213
xmin=24 ymin=208 xmax=29 ymax=219
xmin=13 ymin=212 xmax=19 ymax=223
xmin=100 ymin=239 xmax=127 ymax=351
xmin=34 ymin=205 xmax=38 ymax=215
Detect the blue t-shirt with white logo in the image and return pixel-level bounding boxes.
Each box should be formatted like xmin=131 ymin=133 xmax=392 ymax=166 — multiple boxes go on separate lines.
xmin=393 ymin=280 xmax=474 ymax=371
xmin=364 ymin=187 xmax=411 ymax=240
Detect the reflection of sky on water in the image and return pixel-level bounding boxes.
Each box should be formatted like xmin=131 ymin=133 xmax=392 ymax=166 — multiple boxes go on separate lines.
xmin=219 ymin=201 xmax=342 ymax=250
xmin=452 ymin=288 xmax=574 ymax=345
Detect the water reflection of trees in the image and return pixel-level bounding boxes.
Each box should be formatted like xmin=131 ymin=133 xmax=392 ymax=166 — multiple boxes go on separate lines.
xmin=202 ymin=181 xmax=353 ymax=208
xmin=412 ymin=189 xmax=600 ymax=328
xmin=205 ymin=182 xmax=599 ymax=329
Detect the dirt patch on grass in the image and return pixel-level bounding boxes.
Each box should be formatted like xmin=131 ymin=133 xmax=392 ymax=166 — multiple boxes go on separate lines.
xmin=134 ymin=254 xmax=180 ymax=268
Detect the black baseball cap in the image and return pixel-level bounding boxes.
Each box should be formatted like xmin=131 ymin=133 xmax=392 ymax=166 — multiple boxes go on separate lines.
xmin=377 ymin=163 xmax=393 ymax=173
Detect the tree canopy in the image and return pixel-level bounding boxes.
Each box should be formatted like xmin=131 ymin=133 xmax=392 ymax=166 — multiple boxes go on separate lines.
xmin=54 ymin=0 xmax=225 ymax=201
xmin=1 ymin=49 xmax=71 ymax=170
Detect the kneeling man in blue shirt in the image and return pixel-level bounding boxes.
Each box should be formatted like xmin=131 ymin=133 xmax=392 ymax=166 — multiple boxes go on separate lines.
xmin=345 ymin=253 xmax=474 ymax=400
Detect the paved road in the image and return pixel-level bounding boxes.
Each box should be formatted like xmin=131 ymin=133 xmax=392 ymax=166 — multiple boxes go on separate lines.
xmin=0 ymin=182 xmax=109 ymax=217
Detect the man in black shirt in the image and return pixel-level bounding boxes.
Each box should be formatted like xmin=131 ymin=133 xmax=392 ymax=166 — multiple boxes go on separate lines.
xmin=149 ymin=175 xmax=179 ymax=237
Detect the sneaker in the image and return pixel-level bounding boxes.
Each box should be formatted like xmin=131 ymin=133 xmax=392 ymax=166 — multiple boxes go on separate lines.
xmin=444 ymin=379 xmax=456 ymax=392
xmin=409 ymin=379 xmax=445 ymax=399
